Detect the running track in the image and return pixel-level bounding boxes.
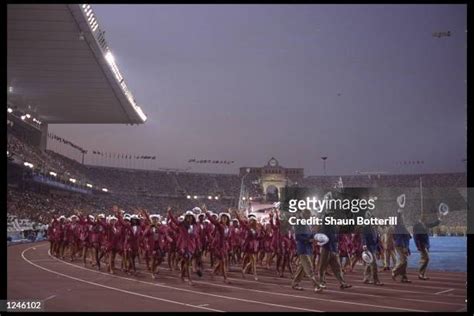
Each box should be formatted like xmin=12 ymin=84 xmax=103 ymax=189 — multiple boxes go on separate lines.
xmin=8 ymin=242 xmax=467 ymax=312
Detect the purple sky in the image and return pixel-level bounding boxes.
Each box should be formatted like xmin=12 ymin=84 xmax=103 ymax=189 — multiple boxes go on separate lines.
xmin=50 ymin=4 xmax=466 ymax=175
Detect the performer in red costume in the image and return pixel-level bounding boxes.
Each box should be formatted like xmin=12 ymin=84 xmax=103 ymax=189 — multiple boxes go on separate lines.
xmin=118 ymin=211 xmax=142 ymax=275
xmin=338 ymin=232 xmax=353 ymax=272
xmin=204 ymin=207 xmax=232 ymax=283
xmin=229 ymin=219 xmax=242 ymax=265
xmin=236 ymin=210 xmax=261 ymax=281
xmin=350 ymin=228 xmax=364 ymax=272
xmin=137 ymin=209 xmax=169 ymax=278
xmin=65 ymin=215 xmax=80 ymax=262
xmin=168 ymin=207 xmax=200 ymax=285
xmin=57 ymin=215 xmax=67 ymax=259
xmin=90 ymin=214 xmax=107 ymax=270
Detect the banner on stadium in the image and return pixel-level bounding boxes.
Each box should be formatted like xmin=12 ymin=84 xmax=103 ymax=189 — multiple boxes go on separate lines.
xmin=188 ymin=159 xmax=235 ymax=164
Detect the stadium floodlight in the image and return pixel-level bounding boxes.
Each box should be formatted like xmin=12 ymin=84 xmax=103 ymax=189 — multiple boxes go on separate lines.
xmin=21 ymin=115 xmax=26 ymax=120
xmin=8 ymin=86 xmax=13 ymax=93
xmin=69 ymin=178 xmax=77 ymax=183
xmin=49 ymin=171 xmax=57 ymax=177
xmin=242 ymin=197 xmax=246 ymax=201
xmin=208 ymin=196 xmax=212 ymax=200
xmin=25 ymin=114 xmax=31 ymax=119
xmin=102 ymin=188 xmax=108 ymax=192
xmin=86 ymin=183 xmax=93 ymax=188
xmin=186 ymin=195 xmax=191 ymax=199
xmin=135 ymin=106 xmax=148 ymax=122
xmin=249 ymin=197 xmax=253 ymax=201
xmin=193 ymin=195 xmax=198 ymax=199
xmin=105 ymin=51 xmax=115 ymax=65
xmin=214 ymin=196 xmax=219 ymax=200
xmin=23 ymin=162 xmax=33 ymax=168
xmin=7 ymin=108 xmax=12 ymax=113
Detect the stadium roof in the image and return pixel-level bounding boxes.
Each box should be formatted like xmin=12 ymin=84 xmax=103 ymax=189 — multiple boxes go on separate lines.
xmin=7 ymin=4 xmax=147 ymax=124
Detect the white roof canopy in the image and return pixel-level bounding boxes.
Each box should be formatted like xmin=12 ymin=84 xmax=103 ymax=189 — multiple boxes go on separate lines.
xmin=7 ymin=4 xmax=147 ymax=124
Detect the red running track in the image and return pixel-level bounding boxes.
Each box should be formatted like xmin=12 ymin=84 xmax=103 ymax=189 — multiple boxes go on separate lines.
xmin=8 ymin=242 xmax=467 ymax=312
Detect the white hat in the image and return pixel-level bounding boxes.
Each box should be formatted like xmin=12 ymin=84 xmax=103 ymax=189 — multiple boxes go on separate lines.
xmin=314 ymin=233 xmax=329 ymax=246
xmin=192 ymin=207 xmax=202 ymax=214
xmin=88 ymin=215 xmax=95 ymax=220
xmin=362 ymin=250 xmax=374 ymax=264
xmin=124 ymin=214 xmax=131 ymax=220
xmin=69 ymin=215 xmax=78 ymax=220
xmin=397 ymin=194 xmax=406 ymax=208
xmin=98 ymin=214 xmax=105 ymax=219
xmin=59 ymin=215 xmax=66 ymax=220
xmin=178 ymin=215 xmax=184 ymax=221
xmin=438 ymin=203 xmax=449 ymax=216
xmin=108 ymin=216 xmax=117 ymax=222
xmin=130 ymin=214 xmax=139 ymax=220
xmin=184 ymin=210 xmax=196 ymax=219
xmin=150 ymin=214 xmax=161 ymax=219
xmin=203 ymin=219 xmax=211 ymax=224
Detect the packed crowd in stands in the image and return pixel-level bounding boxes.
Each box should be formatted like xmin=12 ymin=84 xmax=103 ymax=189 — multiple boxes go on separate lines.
xmin=7 ymin=129 xmax=467 ymax=236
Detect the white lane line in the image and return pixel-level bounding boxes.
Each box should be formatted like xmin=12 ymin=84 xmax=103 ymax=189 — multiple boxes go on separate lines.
xmin=43 ymin=295 xmax=57 ymax=302
xmin=172 ymin=268 xmax=464 ymax=306
xmin=58 ymin=252 xmax=425 ymax=312
xmin=226 ymin=269 xmax=467 ymax=297
xmin=156 ymin=273 xmax=428 ymax=312
xmin=435 ymin=289 xmax=455 ymax=295
xmin=21 ymin=246 xmax=223 ymax=312
xmin=222 ymin=275 xmax=465 ymax=307
xmin=212 ymin=270 xmax=466 ymax=304
xmin=43 ymin=248 xmax=324 ymax=312
xmin=172 ymin=267 xmax=467 ymax=299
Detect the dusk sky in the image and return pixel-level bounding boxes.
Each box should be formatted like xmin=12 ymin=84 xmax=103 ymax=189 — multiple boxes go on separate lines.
xmin=49 ymin=4 xmax=467 ymax=175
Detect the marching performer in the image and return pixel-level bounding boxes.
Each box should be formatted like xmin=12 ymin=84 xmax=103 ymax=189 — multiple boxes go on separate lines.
xmin=318 ymin=214 xmax=352 ymax=289
xmin=236 ymin=210 xmax=261 ymax=281
xmin=205 ymin=208 xmax=232 ymax=283
xmin=361 ymin=212 xmax=383 ymax=285
xmin=90 ymin=214 xmax=107 ymax=270
xmin=392 ymin=210 xmax=412 ymax=283
xmin=350 ymin=227 xmax=364 ymax=272
xmin=140 ymin=209 xmax=172 ymax=279
xmin=229 ymin=219 xmax=242 ymax=264
xmin=168 ymin=207 xmax=200 ymax=285
xmin=381 ymin=224 xmax=396 ymax=271
xmin=291 ymin=209 xmax=323 ymax=292
xmin=338 ymin=230 xmax=352 ymax=273
xmin=65 ymin=214 xmax=80 ymax=262
xmin=104 ymin=207 xmax=124 ymax=274
xmin=413 ymin=213 xmax=441 ymax=280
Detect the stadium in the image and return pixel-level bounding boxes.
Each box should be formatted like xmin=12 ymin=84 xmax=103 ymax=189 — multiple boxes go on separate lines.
xmin=7 ymin=4 xmax=468 ymax=313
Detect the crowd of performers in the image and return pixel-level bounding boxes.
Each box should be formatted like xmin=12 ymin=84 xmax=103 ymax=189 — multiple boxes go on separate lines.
xmin=47 ymin=205 xmax=436 ymax=292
